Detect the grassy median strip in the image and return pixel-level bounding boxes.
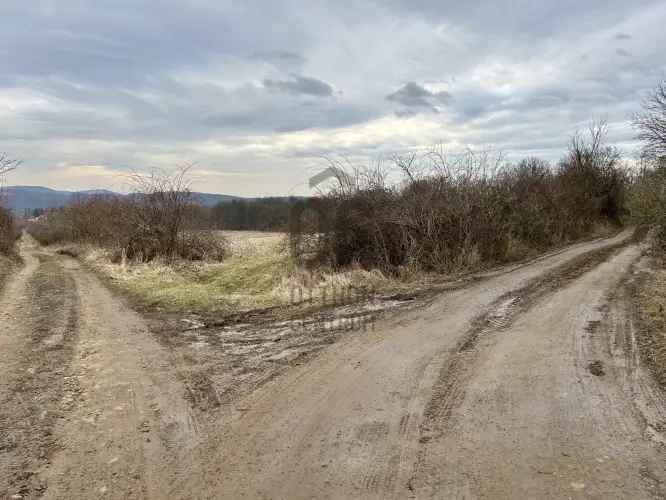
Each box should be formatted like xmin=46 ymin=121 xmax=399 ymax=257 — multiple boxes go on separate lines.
xmin=71 ymin=231 xmax=394 ymax=317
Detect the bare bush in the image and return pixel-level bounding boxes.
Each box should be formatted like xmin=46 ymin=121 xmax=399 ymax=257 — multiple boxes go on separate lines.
xmin=557 ymin=121 xmax=626 ymax=233
xmin=294 ymin=126 xmax=627 ymax=275
xmin=0 ymin=154 xmax=20 ymax=256
xmin=634 ymin=80 xmax=666 ymax=160
xmin=632 ymin=80 xmax=666 ymax=248
xmin=122 ymin=168 xmax=196 ymax=260
xmin=0 ymin=208 xmax=18 ymax=255
xmin=28 ymin=168 xmax=227 ymax=262
xmin=629 ymin=159 xmax=666 ymax=248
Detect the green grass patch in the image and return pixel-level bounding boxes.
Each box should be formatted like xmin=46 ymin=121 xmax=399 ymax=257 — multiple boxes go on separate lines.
xmin=85 ymin=234 xmax=293 ymax=315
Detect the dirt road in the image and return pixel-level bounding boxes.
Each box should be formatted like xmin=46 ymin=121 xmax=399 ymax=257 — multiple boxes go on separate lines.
xmin=0 ymin=235 xmax=197 ymax=499
xmin=1 ymin=230 xmax=664 ymax=499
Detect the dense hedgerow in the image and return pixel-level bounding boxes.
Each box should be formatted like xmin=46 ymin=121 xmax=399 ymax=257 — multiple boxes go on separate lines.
xmin=291 ymin=124 xmax=627 ymax=274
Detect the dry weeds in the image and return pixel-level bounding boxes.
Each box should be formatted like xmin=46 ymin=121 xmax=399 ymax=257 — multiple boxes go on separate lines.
xmin=60 ymin=231 xmax=399 ymax=316
xmin=635 ymin=256 xmax=666 ymax=387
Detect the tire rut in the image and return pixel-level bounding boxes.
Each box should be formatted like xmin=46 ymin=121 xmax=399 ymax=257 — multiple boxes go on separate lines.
xmin=40 ymin=256 xmax=201 ymax=500
xmin=418 ymin=240 xmax=627 ymax=441
xmin=1 ymin=235 xmax=202 ymax=499
xmin=188 ymin=230 xmax=635 ymax=499
xmin=412 ymin=242 xmax=666 ymax=498
xmin=0 ymin=252 xmax=79 ymax=499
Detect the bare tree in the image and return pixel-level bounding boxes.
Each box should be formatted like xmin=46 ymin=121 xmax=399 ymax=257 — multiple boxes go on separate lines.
xmin=0 ymin=153 xmax=20 ymax=193
xmin=124 ymin=166 xmax=197 ymax=260
xmin=0 ymin=153 xmax=20 ymax=210
xmin=0 ymin=153 xmax=20 ymax=175
xmin=634 ymin=80 xmax=666 ymax=159
xmin=0 ymin=154 xmax=19 ymax=254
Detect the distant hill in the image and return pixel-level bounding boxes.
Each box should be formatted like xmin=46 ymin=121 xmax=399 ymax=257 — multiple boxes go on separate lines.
xmin=191 ymin=192 xmax=241 ymax=206
xmin=3 ymin=186 xmax=244 ymax=210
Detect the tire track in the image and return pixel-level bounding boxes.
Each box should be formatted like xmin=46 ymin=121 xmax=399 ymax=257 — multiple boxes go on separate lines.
xmin=411 ymin=242 xmax=666 ymax=498
xmin=420 ymin=240 xmax=628 ymax=435
xmin=186 ymin=230 xmax=635 ymax=499
xmin=40 ymin=255 xmax=201 ymax=500
xmin=0 ymin=249 xmax=79 ymax=499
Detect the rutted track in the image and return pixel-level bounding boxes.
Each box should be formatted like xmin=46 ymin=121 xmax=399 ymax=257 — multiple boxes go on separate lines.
xmin=182 ymin=229 xmax=654 ymax=499
xmin=0 ymin=236 xmax=198 ymax=499
xmin=0 ymin=240 xmax=79 ymax=498
xmin=410 ymin=242 xmax=666 ymax=499
xmin=2 ymin=229 xmax=664 ymax=499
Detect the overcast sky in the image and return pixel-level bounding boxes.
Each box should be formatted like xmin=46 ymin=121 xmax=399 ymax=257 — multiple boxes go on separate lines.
xmin=1 ymin=1 xmax=665 ymax=196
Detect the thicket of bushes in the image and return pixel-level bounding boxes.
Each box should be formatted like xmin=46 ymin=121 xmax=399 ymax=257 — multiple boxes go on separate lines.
xmin=0 ymin=207 xmax=18 ymax=256
xmin=630 ymin=160 xmax=666 ymax=249
xmin=632 ymin=80 xmax=666 ymax=249
xmin=291 ymin=124 xmax=628 ymax=274
xmin=28 ymin=171 xmax=227 ymax=262
xmin=0 ymin=154 xmax=20 ymax=256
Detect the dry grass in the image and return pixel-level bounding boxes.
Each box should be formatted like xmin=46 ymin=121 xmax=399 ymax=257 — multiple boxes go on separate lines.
xmin=0 ymin=254 xmax=18 ymax=292
xmin=636 ymin=258 xmax=666 ymax=387
xmin=71 ymin=231 xmax=396 ymax=316
xmin=62 ymin=224 xmax=623 ymax=318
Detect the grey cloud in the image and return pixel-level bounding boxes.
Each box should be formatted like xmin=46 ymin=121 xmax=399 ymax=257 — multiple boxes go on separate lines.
xmin=250 ymin=51 xmax=306 ymax=67
xmin=386 ymin=82 xmax=451 ymax=109
xmin=262 ymin=76 xmax=334 ymax=97
xmin=202 ymin=99 xmax=374 ymax=133
xmin=394 ymin=109 xmax=419 ymax=118
xmin=1 ymin=0 xmax=666 ymax=196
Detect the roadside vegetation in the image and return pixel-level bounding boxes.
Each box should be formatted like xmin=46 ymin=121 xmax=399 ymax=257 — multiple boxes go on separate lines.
xmin=66 ymin=231 xmax=391 ymax=315
xmin=634 ymin=260 xmax=666 ymax=388
xmin=630 ymin=80 xmax=666 ymax=387
xmin=292 ymin=122 xmax=626 ymax=275
xmin=0 ymin=154 xmax=21 ymax=289
xmin=0 ymin=153 xmax=20 ymax=255
xmin=22 ymin=79 xmax=666 ymax=325
xmin=25 ymin=123 xmax=631 ymax=318
xmin=28 ymin=169 xmax=227 ymax=262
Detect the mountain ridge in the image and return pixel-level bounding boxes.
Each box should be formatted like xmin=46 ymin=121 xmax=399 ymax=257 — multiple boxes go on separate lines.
xmin=2 ymin=185 xmax=244 ymax=210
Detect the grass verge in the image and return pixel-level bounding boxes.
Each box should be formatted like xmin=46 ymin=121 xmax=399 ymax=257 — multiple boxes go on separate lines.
xmin=634 ymin=253 xmax=666 ymax=387
xmin=0 ymin=254 xmax=20 ymax=294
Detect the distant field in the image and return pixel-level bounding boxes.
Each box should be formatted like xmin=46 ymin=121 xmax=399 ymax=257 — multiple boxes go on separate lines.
xmin=216 ymin=230 xmax=285 ymax=256
xmin=83 ymin=230 xmax=289 ymax=315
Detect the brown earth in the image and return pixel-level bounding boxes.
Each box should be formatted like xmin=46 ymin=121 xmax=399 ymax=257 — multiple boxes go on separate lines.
xmin=0 ymin=229 xmax=664 ymax=499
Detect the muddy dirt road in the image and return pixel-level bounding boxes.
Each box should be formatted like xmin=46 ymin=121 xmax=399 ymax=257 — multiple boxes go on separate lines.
xmin=1 ymin=230 xmax=665 ymax=499
xmin=0 ymin=235 xmax=196 ymax=499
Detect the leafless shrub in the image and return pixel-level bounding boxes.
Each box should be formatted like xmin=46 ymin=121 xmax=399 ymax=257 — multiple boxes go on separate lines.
xmin=28 ymin=167 xmax=227 ymax=262
xmin=634 ymin=80 xmax=666 ymax=160
xmin=0 ymin=208 xmax=17 ymax=255
xmin=0 ymin=154 xmax=20 ymax=256
xmin=294 ymin=127 xmax=627 ymax=275
xmin=26 ymin=210 xmax=70 ymax=246
xmin=629 ymin=158 xmax=666 ymax=248
xmin=632 ymin=80 xmax=666 ymax=248
xmin=557 ymin=121 xmax=626 ymax=233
